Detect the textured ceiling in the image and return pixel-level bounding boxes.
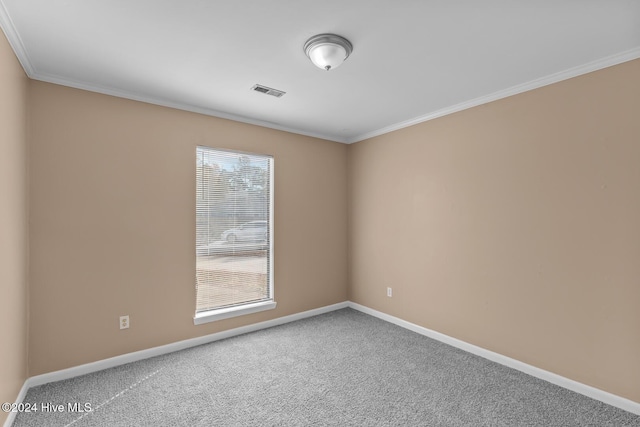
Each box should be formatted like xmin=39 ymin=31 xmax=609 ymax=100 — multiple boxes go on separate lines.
xmin=1 ymin=0 xmax=639 ymax=143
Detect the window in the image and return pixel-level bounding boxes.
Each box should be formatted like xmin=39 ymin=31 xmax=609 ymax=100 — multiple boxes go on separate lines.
xmin=194 ymin=147 xmax=275 ymax=324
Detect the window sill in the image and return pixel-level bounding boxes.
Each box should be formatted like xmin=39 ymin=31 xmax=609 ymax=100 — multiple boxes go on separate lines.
xmin=193 ymin=300 xmax=277 ymax=325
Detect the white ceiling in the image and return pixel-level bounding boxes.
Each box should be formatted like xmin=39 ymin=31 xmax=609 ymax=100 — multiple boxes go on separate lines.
xmin=1 ymin=1 xmax=639 ymax=143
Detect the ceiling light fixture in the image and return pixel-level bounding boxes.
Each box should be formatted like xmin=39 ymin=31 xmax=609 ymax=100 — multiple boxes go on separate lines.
xmin=303 ymin=33 xmax=353 ymax=71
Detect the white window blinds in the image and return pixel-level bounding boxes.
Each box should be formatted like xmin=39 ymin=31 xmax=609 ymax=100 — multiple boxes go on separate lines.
xmin=196 ymin=147 xmax=273 ymax=314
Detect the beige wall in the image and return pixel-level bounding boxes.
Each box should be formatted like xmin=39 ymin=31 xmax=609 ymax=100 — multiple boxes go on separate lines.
xmin=28 ymin=81 xmax=348 ymax=375
xmin=0 ymin=30 xmax=29 ymax=425
xmin=348 ymin=59 xmax=640 ymax=402
xmin=6 ymin=34 xmax=640 ymax=408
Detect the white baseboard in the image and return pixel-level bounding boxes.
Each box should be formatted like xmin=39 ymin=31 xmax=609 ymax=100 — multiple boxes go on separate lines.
xmin=2 ymin=381 xmax=29 ymax=427
xmin=347 ymin=301 xmax=640 ymax=416
xmin=6 ymin=300 xmax=639 ymax=426
xmin=4 ymin=301 xmax=348 ymax=427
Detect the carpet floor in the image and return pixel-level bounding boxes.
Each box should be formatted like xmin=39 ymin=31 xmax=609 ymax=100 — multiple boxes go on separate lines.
xmin=12 ymin=308 xmax=640 ymax=426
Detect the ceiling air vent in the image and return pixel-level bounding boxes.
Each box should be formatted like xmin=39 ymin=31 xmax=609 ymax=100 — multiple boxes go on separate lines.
xmin=251 ymin=84 xmax=286 ymax=98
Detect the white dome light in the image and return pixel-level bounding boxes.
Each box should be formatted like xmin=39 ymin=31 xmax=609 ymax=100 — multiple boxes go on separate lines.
xmin=304 ymin=34 xmax=353 ymax=71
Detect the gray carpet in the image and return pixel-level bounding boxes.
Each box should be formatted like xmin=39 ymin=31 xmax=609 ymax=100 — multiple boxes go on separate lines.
xmin=12 ymin=308 xmax=640 ymax=426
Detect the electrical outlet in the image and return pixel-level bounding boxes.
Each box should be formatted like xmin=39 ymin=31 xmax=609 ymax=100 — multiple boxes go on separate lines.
xmin=120 ymin=315 xmax=129 ymax=330
xmin=387 ymin=287 xmax=392 ymax=297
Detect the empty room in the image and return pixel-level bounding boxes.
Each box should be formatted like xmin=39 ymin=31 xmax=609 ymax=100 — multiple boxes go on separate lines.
xmin=1 ymin=1 xmax=640 ymax=426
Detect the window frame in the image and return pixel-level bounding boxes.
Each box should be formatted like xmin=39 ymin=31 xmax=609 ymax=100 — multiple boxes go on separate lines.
xmin=193 ymin=146 xmax=275 ymax=325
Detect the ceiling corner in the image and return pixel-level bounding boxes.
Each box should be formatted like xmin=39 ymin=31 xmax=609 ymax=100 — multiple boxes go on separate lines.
xmin=0 ymin=0 xmax=35 ymax=76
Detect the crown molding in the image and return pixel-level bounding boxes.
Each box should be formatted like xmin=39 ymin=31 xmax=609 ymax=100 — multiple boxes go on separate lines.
xmin=29 ymin=70 xmax=348 ymax=144
xmin=1 ymin=3 xmax=346 ymax=144
xmin=2 ymin=0 xmax=638 ymax=146
xmin=346 ymin=47 xmax=640 ymax=144
xmin=33 ymin=46 xmax=640 ymax=146
xmin=0 ymin=0 xmax=35 ymax=75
